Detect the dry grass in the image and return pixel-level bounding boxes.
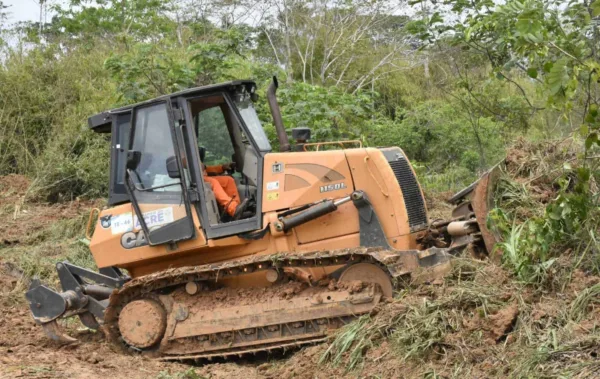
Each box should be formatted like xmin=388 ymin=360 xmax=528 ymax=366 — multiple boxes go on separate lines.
xmin=321 ymin=250 xmax=600 ymax=378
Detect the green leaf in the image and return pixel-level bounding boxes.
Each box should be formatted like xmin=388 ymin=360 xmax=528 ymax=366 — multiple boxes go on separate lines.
xmin=580 ymin=124 xmax=589 ymax=137
xmin=527 ymin=68 xmax=538 ymax=79
xmin=585 ymin=113 xmax=596 ymax=124
xmin=547 ymin=58 xmax=570 ymax=95
xmin=585 ymin=132 xmax=598 ymax=150
xmin=577 ymin=168 xmax=591 ymax=182
xmin=592 ymin=0 xmax=600 ymax=17
xmin=590 ymin=104 xmax=598 ymax=118
xmin=465 ymin=27 xmax=472 ymax=41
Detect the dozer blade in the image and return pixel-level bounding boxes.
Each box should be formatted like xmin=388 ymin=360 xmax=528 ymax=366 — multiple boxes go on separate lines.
xmin=41 ymin=320 xmax=78 ymax=343
xmin=449 ymin=163 xmax=503 ymax=258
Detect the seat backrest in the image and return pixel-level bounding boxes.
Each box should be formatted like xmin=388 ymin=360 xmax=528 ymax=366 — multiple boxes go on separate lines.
xmin=242 ymin=145 xmax=259 ymax=186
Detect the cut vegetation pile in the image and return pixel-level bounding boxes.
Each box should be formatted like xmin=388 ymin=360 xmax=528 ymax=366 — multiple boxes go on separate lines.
xmin=319 ymin=138 xmax=600 ymax=378
xmin=1 ymin=138 xmax=599 ymax=378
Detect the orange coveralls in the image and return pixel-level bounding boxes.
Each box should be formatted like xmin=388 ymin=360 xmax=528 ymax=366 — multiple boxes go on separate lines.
xmin=204 ymin=164 xmax=240 ymax=216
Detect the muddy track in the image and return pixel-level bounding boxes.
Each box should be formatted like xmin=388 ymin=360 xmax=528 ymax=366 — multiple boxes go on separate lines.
xmin=104 ymin=247 xmax=445 ymax=360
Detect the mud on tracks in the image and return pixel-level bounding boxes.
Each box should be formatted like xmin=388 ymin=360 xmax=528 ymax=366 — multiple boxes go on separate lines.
xmin=0 ymin=265 xmax=190 ymax=379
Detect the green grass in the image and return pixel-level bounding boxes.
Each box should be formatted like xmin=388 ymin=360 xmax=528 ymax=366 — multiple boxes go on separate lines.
xmin=569 ymin=283 xmax=600 ymax=322
xmin=415 ymin=164 xmax=480 ymax=194
xmin=0 ymin=209 xmax=96 ymax=293
xmin=320 ymin=315 xmax=381 ymax=371
xmin=320 ymin=259 xmax=513 ymax=374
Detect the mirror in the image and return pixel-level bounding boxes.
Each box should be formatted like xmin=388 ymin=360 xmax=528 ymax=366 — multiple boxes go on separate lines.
xmin=165 ymin=156 xmax=180 ymax=179
xmin=126 ymin=150 xmax=142 ymax=170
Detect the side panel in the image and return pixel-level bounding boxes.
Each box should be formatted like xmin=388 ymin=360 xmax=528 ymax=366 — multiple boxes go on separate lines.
xmin=379 ymin=147 xmax=428 ymax=232
xmin=293 ymin=201 xmax=358 ymax=244
xmin=90 ymin=203 xmax=208 ymax=269
xmin=344 ymin=148 xmax=418 ymax=249
xmin=262 ymin=150 xmax=353 ymax=212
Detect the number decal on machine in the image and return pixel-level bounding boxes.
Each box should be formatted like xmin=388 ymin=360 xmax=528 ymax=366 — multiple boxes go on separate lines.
xmin=110 ymin=208 xmax=174 ymax=235
xmin=319 ymin=182 xmax=347 ymax=193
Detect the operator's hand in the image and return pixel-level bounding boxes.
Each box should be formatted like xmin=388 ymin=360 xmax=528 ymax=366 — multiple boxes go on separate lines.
xmin=222 ymin=162 xmax=236 ymax=171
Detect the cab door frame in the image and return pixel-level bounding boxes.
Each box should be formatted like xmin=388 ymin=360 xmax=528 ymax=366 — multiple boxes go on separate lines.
xmin=124 ymin=98 xmax=196 ymax=246
xmin=179 ymin=93 xmax=265 ymax=239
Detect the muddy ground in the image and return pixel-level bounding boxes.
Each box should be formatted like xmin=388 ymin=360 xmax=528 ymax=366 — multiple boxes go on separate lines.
xmin=0 ymin=173 xmax=416 ymax=379
xmin=2 ymin=173 xmax=600 ymax=379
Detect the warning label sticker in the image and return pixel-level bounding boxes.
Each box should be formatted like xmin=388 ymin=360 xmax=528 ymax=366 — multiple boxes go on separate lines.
xmin=266 ymin=180 xmax=280 ymax=191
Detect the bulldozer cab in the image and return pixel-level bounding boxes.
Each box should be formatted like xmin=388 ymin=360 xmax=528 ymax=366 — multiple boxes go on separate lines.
xmin=89 ymin=81 xmax=269 ymax=244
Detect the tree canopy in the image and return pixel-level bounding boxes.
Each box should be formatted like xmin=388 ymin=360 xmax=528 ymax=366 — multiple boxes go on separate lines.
xmin=0 ymin=0 xmax=597 ymax=200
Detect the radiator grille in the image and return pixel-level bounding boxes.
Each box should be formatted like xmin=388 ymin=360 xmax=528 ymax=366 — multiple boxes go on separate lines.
xmin=387 ymin=157 xmax=428 ymax=230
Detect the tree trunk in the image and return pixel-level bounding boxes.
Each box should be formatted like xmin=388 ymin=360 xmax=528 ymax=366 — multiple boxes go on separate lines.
xmin=38 ymin=0 xmax=43 ymax=36
xmin=283 ymin=0 xmax=293 ymax=83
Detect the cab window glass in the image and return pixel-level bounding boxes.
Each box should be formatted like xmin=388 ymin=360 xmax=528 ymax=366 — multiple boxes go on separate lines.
xmin=131 ymin=103 xmax=181 ymax=192
xmin=194 ymin=97 xmax=235 ymax=166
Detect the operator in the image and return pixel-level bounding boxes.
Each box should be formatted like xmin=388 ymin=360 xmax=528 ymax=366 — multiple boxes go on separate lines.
xmin=203 ymin=161 xmax=248 ymax=220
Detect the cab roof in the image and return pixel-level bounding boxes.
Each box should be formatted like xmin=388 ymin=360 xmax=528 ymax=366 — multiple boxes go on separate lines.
xmin=88 ymin=80 xmax=256 ymax=133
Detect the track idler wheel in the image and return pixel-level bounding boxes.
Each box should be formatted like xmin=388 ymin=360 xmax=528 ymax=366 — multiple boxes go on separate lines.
xmin=118 ymin=299 xmax=166 ymax=349
xmin=339 ymin=263 xmax=393 ymax=298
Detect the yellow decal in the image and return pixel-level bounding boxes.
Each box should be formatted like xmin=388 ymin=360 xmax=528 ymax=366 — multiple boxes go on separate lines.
xmin=267 ymin=192 xmax=279 ymax=201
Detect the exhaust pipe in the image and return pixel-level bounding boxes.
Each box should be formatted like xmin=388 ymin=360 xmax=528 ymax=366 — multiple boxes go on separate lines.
xmin=266 ymin=76 xmax=291 ymax=152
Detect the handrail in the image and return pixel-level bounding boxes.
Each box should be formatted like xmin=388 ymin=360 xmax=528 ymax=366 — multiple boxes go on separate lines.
xmin=302 ymin=140 xmax=363 ymax=151
xmin=85 ymin=208 xmax=101 ymax=240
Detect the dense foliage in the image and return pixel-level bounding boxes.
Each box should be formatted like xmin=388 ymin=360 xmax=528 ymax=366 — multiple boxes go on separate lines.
xmin=0 ymin=0 xmax=551 ymax=199
xmin=0 ymin=4 xmax=599 ymax=377
xmin=0 ymin=2 xmax=598 ymax=274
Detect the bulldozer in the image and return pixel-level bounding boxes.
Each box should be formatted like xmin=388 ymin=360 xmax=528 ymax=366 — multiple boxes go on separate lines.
xmin=26 ymin=78 xmax=495 ymax=361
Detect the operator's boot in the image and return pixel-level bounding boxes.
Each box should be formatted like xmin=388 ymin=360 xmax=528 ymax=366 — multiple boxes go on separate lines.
xmin=232 ymin=198 xmax=250 ymax=220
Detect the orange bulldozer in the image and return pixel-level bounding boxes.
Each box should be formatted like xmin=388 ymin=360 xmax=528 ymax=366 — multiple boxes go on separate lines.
xmin=26 ymin=78 xmax=497 ymax=360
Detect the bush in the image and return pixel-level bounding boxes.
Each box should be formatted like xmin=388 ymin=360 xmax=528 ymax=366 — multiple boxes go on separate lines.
xmin=490 ymin=161 xmax=600 ymax=284
xmin=0 ymin=43 xmax=117 ymax=201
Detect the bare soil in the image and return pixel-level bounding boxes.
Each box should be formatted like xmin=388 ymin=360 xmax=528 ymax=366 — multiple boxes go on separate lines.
xmin=0 ymin=174 xmax=100 ymax=246
xmin=2 ymin=174 xmax=600 ymax=378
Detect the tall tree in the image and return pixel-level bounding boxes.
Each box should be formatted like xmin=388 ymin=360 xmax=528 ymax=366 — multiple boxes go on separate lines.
xmin=0 ymin=1 xmax=8 ymax=26
xmin=254 ymin=0 xmax=416 ymax=91
xmin=410 ymin=0 xmax=600 ymax=149
xmin=46 ymin=0 xmax=175 ymax=43
xmin=0 ymin=1 xmax=8 ymax=46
